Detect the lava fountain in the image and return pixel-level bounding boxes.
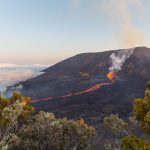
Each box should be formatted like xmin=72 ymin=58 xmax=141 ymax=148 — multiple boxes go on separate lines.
xmin=107 ymin=71 xmax=116 ymax=81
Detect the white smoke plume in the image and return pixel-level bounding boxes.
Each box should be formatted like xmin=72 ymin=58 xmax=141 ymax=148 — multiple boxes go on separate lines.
xmin=0 ymin=64 xmax=49 ymax=94
xmin=109 ymin=48 xmax=135 ymax=71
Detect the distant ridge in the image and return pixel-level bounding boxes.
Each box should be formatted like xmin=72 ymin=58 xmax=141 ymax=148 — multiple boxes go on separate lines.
xmin=10 ymin=46 xmax=150 ymax=125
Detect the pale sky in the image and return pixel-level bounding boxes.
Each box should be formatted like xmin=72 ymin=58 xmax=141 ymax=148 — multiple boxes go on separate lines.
xmin=0 ymin=0 xmax=150 ymax=64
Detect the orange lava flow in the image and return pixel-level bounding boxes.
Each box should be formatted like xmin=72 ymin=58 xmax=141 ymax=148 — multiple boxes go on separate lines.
xmin=31 ymin=82 xmax=113 ymax=103
xmin=107 ymin=72 xmax=116 ymax=81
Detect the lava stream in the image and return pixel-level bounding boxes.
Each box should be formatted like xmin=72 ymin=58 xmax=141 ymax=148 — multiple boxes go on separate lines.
xmin=31 ymin=81 xmax=114 ymax=104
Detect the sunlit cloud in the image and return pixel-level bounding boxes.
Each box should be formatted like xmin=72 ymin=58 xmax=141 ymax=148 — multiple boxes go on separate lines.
xmin=0 ymin=64 xmax=49 ymax=93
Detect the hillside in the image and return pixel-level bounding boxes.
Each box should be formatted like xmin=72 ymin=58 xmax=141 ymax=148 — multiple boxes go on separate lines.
xmin=11 ymin=47 xmax=150 ymax=125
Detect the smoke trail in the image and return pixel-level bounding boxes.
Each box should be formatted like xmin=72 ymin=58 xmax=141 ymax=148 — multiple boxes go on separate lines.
xmin=71 ymin=0 xmax=81 ymax=8
xmin=109 ymin=48 xmax=135 ymax=71
xmin=70 ymin=0 xmax=146 ymax=47
xmin=97 ymin=0 xmax=145 ymax=48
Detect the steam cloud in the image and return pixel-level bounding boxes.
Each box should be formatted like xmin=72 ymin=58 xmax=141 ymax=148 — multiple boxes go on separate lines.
xmin=0 ymin=64 xmax=49 ymax=94
xmin=109 ymin=48 xmax=135 ymax=71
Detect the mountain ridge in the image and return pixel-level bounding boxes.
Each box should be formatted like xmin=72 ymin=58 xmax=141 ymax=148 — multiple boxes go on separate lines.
xmin=8 ymin=46 xmax=150 ymax=125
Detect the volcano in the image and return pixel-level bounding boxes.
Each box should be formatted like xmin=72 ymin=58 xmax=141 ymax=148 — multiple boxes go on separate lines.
xmin=11 ymin=46 xmax=150 ymax=125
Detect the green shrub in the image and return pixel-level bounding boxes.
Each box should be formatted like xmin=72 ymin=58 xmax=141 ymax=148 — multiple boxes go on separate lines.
xmin=10 ymin=111 xmax=95 ymax=150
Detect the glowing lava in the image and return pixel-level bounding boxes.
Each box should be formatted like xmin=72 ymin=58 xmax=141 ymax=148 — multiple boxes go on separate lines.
xmin=107 ymin=72 xmax=116 ymax=81
xmin=31 ymin=73 xmax=116 ymax=104
xmin=31 ymin=82 xmax=112 ymax=103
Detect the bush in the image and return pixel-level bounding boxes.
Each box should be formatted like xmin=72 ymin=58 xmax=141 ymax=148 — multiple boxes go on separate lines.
xmin=134 ymin=81 xmax=150 ymax=135
xmin=0 ymin=92 xmax=95 ymax=150
xmin=122 ymin=135 xmax=150 ymax=150
xmin=0 ymin=92 xmax=34 ymax=149
xmin=103 ymin=81 xmax=150 ymax=150
xmin=10 ymin=111 xmax=95 ymax=150
xmin=0 ymin=92 xmax=34 ymax=127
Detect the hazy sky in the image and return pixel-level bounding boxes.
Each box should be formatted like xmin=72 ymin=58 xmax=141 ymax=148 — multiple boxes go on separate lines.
xmin=0 ymin=0 xmax=150 ymax=64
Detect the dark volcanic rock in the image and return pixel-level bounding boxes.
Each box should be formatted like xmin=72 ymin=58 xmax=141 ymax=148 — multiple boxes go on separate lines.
xmin=16 ymin=47 xmax=150 ymax=125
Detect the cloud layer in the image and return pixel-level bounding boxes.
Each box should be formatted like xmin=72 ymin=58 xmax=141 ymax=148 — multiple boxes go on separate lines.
xmin=0 ymin=64 xmax=49 ymax=94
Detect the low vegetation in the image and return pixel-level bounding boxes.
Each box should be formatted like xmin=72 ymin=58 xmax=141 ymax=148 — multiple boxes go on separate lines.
xmin=103 ymin=81 xmax=150 ymax=150
xmin=1 ymin=81 xmax=150 ymax=150
xmin=0 ymin=92 xmax=95 ymax=150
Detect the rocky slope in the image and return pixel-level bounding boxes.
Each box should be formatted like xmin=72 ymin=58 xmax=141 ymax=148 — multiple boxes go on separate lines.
xmin=12 ymin=47 xmax=150 ymax=125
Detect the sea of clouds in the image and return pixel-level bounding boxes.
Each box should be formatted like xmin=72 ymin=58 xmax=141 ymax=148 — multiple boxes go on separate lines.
xmin=0 ymin=63 xmax=49 ymax=94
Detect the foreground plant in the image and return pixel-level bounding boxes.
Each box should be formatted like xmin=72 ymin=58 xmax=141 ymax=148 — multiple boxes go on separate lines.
xmin=0 ymin=92 xmax=34 ymax=149
xmin=9 ymin=111 xmax=95 ymax=150
xmin=103 ymin=81 xmax=150 ymax=150
xmin=0 ymin=92 xmax=95 ymax=150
